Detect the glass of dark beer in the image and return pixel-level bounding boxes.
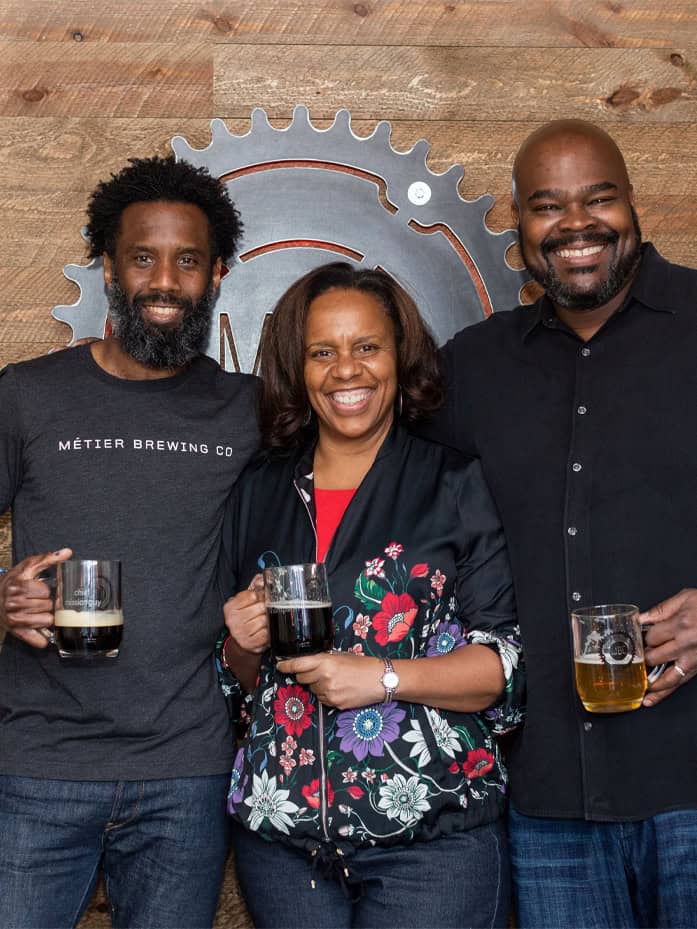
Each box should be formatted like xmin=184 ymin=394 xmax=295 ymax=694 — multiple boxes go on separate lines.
xmin=55 ymin=559 xmax=123 ymax=658
xmin=264 ymin=563 xmax=332 ymax=660
xmin=571 ymin=604 xmax=646 ymax=713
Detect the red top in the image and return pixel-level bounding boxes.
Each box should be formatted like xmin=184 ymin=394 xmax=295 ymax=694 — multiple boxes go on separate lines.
xmin=314 ymin=488 xmax=356 ymax=562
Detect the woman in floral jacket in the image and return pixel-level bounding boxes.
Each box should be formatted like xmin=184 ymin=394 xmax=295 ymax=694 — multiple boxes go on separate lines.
xmin=218 ymin=262 xmax=525 ymax=928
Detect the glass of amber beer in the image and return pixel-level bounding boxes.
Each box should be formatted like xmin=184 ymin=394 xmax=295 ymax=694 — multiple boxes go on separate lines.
xmin=55 ymin=559 xmax=123 ymax=658
xmin=572 ymin=604 xmax=647 ymax=713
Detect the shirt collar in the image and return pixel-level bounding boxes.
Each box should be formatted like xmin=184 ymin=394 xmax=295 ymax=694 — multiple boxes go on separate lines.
xmin=521 ymin=242 xmax=677 ymax=342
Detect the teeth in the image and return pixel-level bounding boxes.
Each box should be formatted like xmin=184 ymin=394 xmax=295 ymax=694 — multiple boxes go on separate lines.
xmin=331 ymin=389 xmax=373 ymax=407
xmin=144 ymin=305 xmax=180 ymax=317
xmin=556 ymin=245 xmax=605 ymax=259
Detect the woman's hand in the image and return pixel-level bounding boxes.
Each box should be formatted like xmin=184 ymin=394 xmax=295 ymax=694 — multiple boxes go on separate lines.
xmin=223 ymin=574 xmax=269 ymax=655
xmin=277 ymin=652 xmax=383 ymax=710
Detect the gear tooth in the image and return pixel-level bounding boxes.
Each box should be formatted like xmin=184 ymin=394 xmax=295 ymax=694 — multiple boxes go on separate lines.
xmin=251 ymin=107 xmax=272 ymax=132
xmin=170 ymin=135 xmax=191 ymax=160
xmin=293 ymin=104 xmax=312 ymax=128
xmin=211 ymin=118 xmax=233 ymax=141
xmin=332 ymin=109 xmax=352 ymax=136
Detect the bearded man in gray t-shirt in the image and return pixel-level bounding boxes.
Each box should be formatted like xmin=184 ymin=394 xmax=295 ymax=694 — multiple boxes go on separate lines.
xmin=0 ymin=156 xmax=259 ymax=929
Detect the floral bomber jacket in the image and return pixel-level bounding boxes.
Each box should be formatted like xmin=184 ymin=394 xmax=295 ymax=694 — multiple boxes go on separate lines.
xmin=217 ymin=426 xmax=525 ymax=854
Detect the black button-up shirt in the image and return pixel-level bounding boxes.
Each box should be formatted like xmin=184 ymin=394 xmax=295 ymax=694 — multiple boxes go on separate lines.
xmin=429 ymin=244 xmax=697 ymax=820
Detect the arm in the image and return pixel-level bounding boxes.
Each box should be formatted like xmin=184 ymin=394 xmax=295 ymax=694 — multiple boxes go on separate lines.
xmin=221 ymin=578 xmax=269 ymax=694
xmin=641 ymin=590 xmax=697 ymax=707
xmin=277 ymin=644 xmax=503 ymax=713
xmin=280 ymin=460 xmax=524 ymax=719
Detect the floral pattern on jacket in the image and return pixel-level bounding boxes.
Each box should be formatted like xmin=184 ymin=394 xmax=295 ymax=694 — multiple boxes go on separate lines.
xmin=218 ymin=429 xmax=525 ymax=853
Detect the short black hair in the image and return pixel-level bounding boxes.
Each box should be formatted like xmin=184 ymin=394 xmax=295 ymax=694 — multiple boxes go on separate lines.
xmin=85 ymin=155 xmax=242 ymax=262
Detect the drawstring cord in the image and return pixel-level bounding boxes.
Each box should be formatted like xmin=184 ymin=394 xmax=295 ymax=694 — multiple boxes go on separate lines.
xmin=310 ymin=845 xmax=364 ymax=901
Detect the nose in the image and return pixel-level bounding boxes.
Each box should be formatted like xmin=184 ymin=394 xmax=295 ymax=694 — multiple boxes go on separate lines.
xmin=148 ymin=258 xmax=181 ymax=294
xmin=331 ymin=349 xmax=361 ymax=380
xmin=559 ymin=202 xmax=597 ymax=232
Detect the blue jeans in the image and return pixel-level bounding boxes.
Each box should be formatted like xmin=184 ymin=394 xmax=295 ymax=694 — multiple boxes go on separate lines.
xmin=0 ymin=773 xmax=230 ymax=929
xmin=232 ymin=819 xmax=510 ymax=928
xmin=509 ymin=805 xmax=697 ymax=928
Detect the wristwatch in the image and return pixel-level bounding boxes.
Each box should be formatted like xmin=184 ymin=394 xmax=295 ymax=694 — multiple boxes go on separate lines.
xmin=380 ymin=657 xmax=400 ymax=704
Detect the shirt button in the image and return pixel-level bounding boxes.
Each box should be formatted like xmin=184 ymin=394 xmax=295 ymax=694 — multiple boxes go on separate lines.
xmin=567 ymin=526 xmax=578 ymax=536
xmin=584 ymin=721 xmax=593 ymax=732
xmin=572 ymin=591 xmax=582 ymax=602
xmin=581 ymin=347 xmax=591 ymax=357
xmin=577 ymin=405 xmax=587 ymax=415
xmin=572 ymin=462 xmax=582 ymax=472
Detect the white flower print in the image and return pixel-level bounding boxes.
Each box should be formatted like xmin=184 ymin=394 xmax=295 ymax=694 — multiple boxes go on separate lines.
xmin=378 ymin=773 xmax=431 ymax=824
xmin=469 ymin=629 xmax=520 ymax=681
xmin=244 ymin=769 xmax=299 ymax=834
xmin=402 ymin=718 xmax=431 ymax=767
xmin=426 ymin=708 xmax=462 ymax=759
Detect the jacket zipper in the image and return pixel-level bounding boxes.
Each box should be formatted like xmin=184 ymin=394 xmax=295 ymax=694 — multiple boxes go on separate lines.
xmin=293 ymin=478 xmax=331 ymax=842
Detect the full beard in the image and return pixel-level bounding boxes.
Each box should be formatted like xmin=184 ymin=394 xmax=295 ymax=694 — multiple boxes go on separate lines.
xmin=107 ymin=277 xmax=215 ymax=369
xmin=520 ymin=208 xmax=643 ymax=310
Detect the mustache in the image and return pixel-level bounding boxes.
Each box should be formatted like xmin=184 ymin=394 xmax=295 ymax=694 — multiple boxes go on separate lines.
xmin=132 ymin=291 xmax=193 ymax=312
xmin=541 ymin=230 xmax=619 ymax=258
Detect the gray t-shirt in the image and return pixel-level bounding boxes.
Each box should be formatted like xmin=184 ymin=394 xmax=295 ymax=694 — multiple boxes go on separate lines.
xmin=0 ymin=345 xmax=259 ymax=780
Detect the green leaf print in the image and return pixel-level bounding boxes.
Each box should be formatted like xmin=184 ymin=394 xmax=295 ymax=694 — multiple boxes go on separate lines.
xmin=354 ymin=575 xmax=384 ymax=611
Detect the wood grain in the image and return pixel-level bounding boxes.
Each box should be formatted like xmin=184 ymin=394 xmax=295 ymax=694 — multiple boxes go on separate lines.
xmin=0 ymin=1 xmax=695 ymax=48
xmin=0 ymin=42 xmax=212 ymax=117
xmin=213 ymin=44 xmax=697 ymax=122
xmin=2 ymin=117 xmax=696 ymax=195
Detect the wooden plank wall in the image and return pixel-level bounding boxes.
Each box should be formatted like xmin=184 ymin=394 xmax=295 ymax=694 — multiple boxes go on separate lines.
xmin=1 ymin=0 xmax=696 ymax=646
xmin=0 ymin=2 xmax=695 ymax=923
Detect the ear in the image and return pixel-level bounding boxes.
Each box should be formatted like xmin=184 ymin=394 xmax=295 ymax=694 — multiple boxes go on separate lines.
xmin=211 ymin=256 xmax=222 ymax=291
xmin=511 ymin=199 xmax=520 ymax=228
xmin=628 ymin=184 xmax=636 ymax=207
xmin=103 ymin=253 xmax=113 ymax=287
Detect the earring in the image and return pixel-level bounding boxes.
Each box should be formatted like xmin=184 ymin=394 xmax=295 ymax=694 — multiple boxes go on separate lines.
xmin=302 ymin=406 xmax=313 ymax=427
xmin=397 ymin=387 xmax=403 ymax=418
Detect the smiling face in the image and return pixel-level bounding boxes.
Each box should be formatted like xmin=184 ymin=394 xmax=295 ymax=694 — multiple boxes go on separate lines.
xmin=103 ymin=200 xmax=221 ymax=368
xmin=513 ymin=124 xmax=641 ymax=318
xmin=303 ymin=287 xmax=399 ymax=448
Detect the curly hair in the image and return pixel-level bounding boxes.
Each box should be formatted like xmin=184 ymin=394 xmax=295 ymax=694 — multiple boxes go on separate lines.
xmin=85 ymin=155 xmax=242 ymax=263
xmin=260 ymin=262 xmax=443 ymax=449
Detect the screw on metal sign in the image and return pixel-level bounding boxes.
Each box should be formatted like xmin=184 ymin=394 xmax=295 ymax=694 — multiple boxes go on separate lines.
xmin=53 ymin=106 xmax=527 ymax=373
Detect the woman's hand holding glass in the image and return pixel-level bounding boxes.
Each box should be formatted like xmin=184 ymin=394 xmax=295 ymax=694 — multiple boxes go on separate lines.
xmin=223 ymin=574 xmax=269 ymax=655
xmin=277 ymin=651 xmax=384 ymax=710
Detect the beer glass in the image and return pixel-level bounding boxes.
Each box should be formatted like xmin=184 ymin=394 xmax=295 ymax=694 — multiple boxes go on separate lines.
xmin=571 ymin=604 xmax=647 ymax=713
xmin=263 ymin=563 xmax=332 ymax=660
xmin=55 ymin=559 xmax=123 ymax=658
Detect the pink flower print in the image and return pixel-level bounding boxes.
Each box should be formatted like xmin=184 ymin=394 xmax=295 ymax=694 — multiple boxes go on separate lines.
xmin=299 ymin=748 xmax=315 ymax=766
xmin=365 ymin=557 xmax=386 ymax=578
xmin=384 ymin=542 xmax=403 ymax=560
xmin=348 ymin=643 xmax=364 ymax=655
xmin=342 ymin=768 xmax=358 ymax=783
xmin=430 ymin=569 xmax=447 ymax=597
xmin=280 ymin=754 xmax=296 ymax=777
xmin=281 ymin=735 xmax=298 ymax=756
xmin=361 ymin=768 xmax=377 ymax=784
xmin=352 ymin=614 xmax=371 ymax=640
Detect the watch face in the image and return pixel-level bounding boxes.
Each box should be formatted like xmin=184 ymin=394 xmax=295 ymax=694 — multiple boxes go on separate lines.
xmin=382 ymin=671 xmax=399 ymax=690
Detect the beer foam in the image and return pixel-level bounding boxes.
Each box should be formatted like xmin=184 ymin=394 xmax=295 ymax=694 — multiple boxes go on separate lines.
xmin=54 ymin=609 xmax=124 ymax=628
xmin=267 ymin=601 xmax=332 ymax=609
xmin=575 ymin=655 xmax=644 ymax=665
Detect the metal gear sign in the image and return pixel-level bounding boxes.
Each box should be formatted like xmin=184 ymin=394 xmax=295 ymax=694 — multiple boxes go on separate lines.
xmin=53 ymin=106 xmax=527 ymax=373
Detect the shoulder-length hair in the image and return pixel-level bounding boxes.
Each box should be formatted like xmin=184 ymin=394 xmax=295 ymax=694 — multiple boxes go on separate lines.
xmin=260 ymin=262 xmax=443 ymax=449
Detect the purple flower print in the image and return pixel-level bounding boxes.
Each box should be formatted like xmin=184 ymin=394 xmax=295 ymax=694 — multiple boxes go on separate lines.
xmin=336 ymin=702 xmax=406 ymax=761
xmin=227 ymin=747 xmax=248 ymax=813
xmin=427 ymin=620 xmax=466 ymax=657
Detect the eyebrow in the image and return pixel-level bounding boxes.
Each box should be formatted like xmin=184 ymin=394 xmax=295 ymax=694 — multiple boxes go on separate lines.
xmin=527 ymin=181 xmax=618 ymax=203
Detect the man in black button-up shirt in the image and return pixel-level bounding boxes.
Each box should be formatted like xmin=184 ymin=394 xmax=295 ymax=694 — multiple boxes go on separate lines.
xmin=430 ymin=121 xmax=697 ymax=928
